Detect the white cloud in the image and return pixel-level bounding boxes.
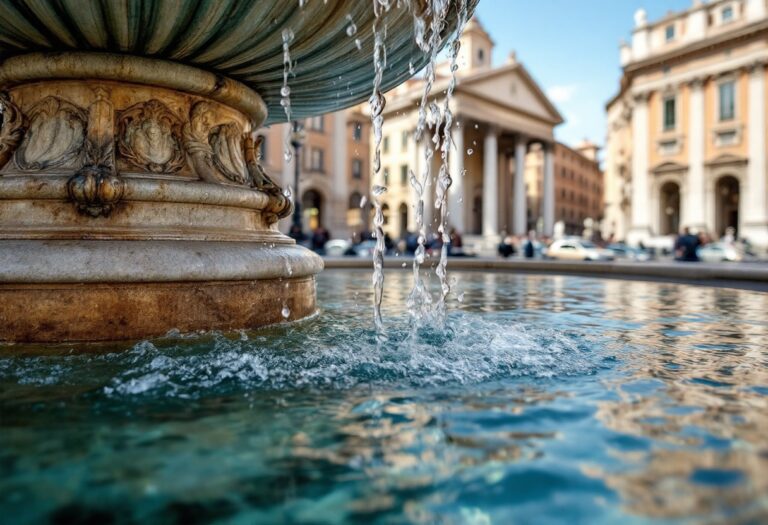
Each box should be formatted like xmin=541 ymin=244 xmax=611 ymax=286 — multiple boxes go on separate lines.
xmin=546 ymin=84 xmax=579 ymax=104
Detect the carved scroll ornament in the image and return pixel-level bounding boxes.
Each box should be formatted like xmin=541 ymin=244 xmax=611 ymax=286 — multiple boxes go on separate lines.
xmin=245 ymin=135 xmax=291 ymax=223
xmin=184 ymin=101 xmax=251 ymax=186
xmin=118 ymin=99 xmax=184 ymax=173
xmin=15 ymin=96 xmax=86 ymax=170
xmin=0 ymin=93 xmax=26 ymax=171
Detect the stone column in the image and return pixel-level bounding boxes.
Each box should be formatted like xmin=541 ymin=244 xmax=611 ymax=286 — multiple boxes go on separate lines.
xmin=542 ymin=142 xmax=555 ymax=237
xmin=743 ymin=62 xmax=768 ymax=250
xmin=628 ymin=93 xmax=652 ymax=245
xmin=686 ymin=78 xmax=706 ymax=231
xmin=482 ymin=126 xmax=499 ymax=237
xmin=513 ymin=136 xmax=527 ymax=235
xmin=448 ymin=124 xmax=465 ymax=232
xmin=332 ymin=110 xmax=348 ymax=237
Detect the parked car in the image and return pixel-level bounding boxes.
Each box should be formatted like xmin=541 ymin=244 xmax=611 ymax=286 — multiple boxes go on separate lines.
xmin=697 ymin=242 xmax=743 ymax=262
xmin=352 ymin=239 xmax=378 ymax=258
xmin=607 ymin=243 xmax=651 ymax=262
xmin=545 ymin=239 xmax=615 ymax=261
xmin=324 ymin=239 xmax=351 ymax=257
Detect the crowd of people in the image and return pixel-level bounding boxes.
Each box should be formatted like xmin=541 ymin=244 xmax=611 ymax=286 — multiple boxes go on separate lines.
xmin=293 ymin=222 xmax=759 ymax=263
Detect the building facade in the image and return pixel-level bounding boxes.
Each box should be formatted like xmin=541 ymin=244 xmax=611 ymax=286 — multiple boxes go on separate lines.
xmin=525 ymin=141 xmax=604 ymax=236
xmin=604 ymin=0 xmax=768 ymax=250
xmin=260 ymin=108 xmax=371 ymax=240
xmin=374 ymin=18 xmax=603 ymax=250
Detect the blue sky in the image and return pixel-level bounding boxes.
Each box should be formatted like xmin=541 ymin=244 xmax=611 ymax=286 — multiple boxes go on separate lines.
xmin=473 ymin=0 xmax=692 ymax=149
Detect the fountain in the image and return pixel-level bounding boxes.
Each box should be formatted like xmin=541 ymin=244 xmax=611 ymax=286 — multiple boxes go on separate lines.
xmin=0 ymin=0 xmax=477 ymax=342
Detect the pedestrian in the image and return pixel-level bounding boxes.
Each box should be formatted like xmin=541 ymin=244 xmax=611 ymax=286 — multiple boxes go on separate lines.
xmin=674 ymin=227 xmax=701 ymax=262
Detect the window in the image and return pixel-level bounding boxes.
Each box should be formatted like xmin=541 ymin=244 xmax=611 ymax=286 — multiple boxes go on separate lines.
xmin=722 ymin=6 xmax=734 ymax=23
xmin=401 ymin=130 xmax=408 ymax=150
xmin=308 ymin=115 xmax=324 ymax=132
xmin=663 ymin=96 xmax=676 ymax=131
xmin=383 ymin=135 xmax=389 ymax=153
xmin=258 ymin=136 xmax=267 ymax=162
xmin=310 ymin=148 xmax=325 ymax=172
xmin=477 ymin=48 xmax=485 ymax=63
xmin=719 ymin=81 xmax=735 ymax=121
xmin=400 ymin=164 xmax=408 ymax=185
xmin=352 ymin=158 xmax=362 ymax=179
xmin=352 ymin=122 xmax=362 ymax=141
xmin=665 ymin=24 xmax=675 ymax=42
xmin=383 ymin=167 xmax=389 ymax=186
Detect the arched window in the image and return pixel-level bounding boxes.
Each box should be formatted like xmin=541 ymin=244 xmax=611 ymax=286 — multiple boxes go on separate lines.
xmin=659 ymin=182 xmax=680 ymax=235
xmin=716 ymin=176 xmax=740 ymax=238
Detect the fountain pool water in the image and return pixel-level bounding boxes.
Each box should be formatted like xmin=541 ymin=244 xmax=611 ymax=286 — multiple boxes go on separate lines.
xmin=2 ymin=270 xmax=767 ymax=523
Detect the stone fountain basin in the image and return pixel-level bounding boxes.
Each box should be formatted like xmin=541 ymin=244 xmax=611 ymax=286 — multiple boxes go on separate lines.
xmin=0 ymin=1 xmax=476 ymax=342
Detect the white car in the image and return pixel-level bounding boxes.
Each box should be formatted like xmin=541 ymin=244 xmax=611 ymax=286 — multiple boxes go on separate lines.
xmin=697 ymin=242 xmax=743 ymax=262
xmin=545 ymin=239 xmax=615 ymax=261
xmin=324 ymin=239 xmax=351 ymax=257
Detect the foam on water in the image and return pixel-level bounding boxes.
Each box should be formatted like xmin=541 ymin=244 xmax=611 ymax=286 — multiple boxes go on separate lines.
xmin=0 ymin=311 xmax=604 ymax=398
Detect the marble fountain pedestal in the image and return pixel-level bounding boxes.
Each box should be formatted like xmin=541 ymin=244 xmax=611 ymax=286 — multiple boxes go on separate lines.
xmin=0 ymin=1 xmax=473 ymax=342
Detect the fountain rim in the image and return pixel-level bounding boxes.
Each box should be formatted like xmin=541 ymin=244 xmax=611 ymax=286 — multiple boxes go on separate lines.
xmin=0 ymin=52 xmax=268 ymax=127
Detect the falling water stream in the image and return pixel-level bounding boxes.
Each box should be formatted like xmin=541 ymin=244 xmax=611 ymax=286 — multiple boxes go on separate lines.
xmin=278 ymin=1 xmax=471 ymax=332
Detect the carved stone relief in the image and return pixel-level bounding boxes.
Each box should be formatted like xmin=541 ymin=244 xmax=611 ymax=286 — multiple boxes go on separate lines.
xmin=244 ymin=134 xmax=291 ymax=223
xmin=118 ymin=99 xmax=184 ymax=173
xmin=184 ymin=101 xmax=251 ymax=185
xmin=15 ymin=96 xmax=86 ymax=170
xmin=0 ymin=93 xmax=26 ymax=171
xmin=67 ymin=164 xmax=125 ymax=218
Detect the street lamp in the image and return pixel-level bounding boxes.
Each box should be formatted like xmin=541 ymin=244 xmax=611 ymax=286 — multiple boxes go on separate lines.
xmin=289 ymin=119 xmax=306 ymax=241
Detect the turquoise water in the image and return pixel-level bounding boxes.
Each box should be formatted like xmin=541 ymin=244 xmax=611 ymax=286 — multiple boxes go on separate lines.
xmin=1 ymin=271 xmax=767 ymax=524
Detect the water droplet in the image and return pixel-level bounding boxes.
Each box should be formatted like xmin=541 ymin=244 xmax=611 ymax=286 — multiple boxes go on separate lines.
xmin=281 ymin=305 xmax=291 ymax=319
xmin=401 ymin=262 xmax=407 ymax=268
xmin=372 ymin=185 xmax=387 ymax=197
xmin=355 ymin=38 xmax=362 ymax=50
xmin=458 ymin=292 xmax=465 ymax=303
xmin=474 ymin=124 xmax=479 ymax=129
xmin=360 ymin=195 xmax=367 ymax=208
xmin=466 ymin=148 xmax=473 ymax=155
xmin=280 ymin=86 xmax=291 ymax=97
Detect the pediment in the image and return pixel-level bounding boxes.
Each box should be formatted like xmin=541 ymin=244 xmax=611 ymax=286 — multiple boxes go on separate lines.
xmin=458 ymin=65 xmax=563 ymax=125
xmin=706 ymin=153 xmax=748 ymax=166
xmin=651 ymin=161 xmax=687 ymax=173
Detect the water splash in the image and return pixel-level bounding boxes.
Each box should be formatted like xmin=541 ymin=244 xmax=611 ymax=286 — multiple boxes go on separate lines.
xmin=281 ymin=28 xmax=296 ymax=162
xmin=0 ymin=312 xmax=603 ymax=396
